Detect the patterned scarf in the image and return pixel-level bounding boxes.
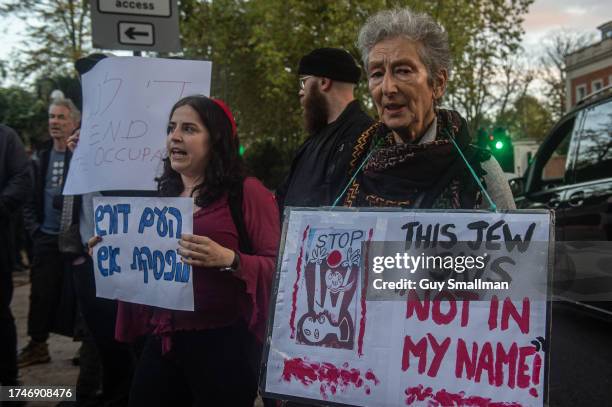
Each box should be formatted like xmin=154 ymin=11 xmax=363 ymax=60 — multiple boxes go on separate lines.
xmin=343 ymin=109 xmax=489 ymax=209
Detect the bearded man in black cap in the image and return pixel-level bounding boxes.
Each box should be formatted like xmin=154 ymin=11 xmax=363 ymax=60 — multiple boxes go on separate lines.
xmin=276 ymin=48 xmax=374 ymax=215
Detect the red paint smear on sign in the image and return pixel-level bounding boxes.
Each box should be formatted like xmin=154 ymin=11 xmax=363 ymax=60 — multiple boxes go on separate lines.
xmin=282 ymin=358 xmax=379 ymax=399
xmin=405 ymin=385 xmax=524 ymax=406
xmin=289 ymin=225 xmax=310 ymax=339
xmin=365 ymin=370 xmax=380 ymax=385
xmin=358 ymin=228 xmax=374 ymax=357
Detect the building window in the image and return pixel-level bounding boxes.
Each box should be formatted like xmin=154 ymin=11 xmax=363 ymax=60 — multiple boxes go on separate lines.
xmin=574 ymin=99 xmax=612 ymax=183
xmin=592 ymin=79 xmax=604 ymax=92
xmin=576 ymin=84 xmax=587 ymax=101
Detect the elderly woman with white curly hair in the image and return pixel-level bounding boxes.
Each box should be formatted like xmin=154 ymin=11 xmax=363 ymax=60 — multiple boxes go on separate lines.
xmin=341 ymin=8 xmax=515 ymax=210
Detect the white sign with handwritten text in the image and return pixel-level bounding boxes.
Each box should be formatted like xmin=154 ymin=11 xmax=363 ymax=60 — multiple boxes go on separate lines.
xmin=264 ymin=209 xmax=551 ymax=407
xmin=63 ymin=57 xmax=211 ymax=194
xmin=92 ymin=196 xmax=194 ymax=311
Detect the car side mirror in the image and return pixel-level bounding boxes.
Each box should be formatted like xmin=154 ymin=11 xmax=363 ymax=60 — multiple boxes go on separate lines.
xmin=509 ymin=177 xmax=525 ymax=197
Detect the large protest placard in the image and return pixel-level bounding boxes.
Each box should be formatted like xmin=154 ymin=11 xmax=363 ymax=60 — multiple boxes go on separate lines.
xmin=263 ymin=209 xmax=552 ymax=406
xmin=92 ymin=196 xmax=194 ymax=311
xmin=63 ymin=57 xmax=211 ymax=194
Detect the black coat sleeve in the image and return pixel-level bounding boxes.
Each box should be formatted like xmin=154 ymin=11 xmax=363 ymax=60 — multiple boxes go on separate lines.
xmin=21 ymin=160 xmax=40 ymax=237
xmin=0 ymin=127 xmax=31 ymax=220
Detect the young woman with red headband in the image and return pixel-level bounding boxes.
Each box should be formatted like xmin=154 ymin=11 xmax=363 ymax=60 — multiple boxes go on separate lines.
xmin=110 ymin=95 xmax=280 ymax=406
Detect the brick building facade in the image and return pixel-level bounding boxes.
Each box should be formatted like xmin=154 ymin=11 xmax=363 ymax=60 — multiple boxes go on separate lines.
xmin=565 ymin=21 xmax=612 ymax=109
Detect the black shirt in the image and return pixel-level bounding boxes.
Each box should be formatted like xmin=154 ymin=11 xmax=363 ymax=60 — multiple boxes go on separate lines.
xmin=276 ymin=100 xmax=374 ymax=215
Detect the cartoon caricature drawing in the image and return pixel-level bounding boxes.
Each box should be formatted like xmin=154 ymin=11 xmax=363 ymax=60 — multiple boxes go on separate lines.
xmin=296 ymin=230 xmax=363 ymax=349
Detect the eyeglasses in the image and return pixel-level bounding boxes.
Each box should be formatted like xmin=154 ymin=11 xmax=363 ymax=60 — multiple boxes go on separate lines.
xmin=299 ymin=75 xmax=313 ymax=90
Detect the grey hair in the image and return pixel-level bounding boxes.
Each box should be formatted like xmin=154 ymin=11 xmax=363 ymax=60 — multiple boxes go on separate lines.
xmin=357 ymin=8 xmax=452 ymax=85
xmin=49 ymin=98 xmax=81 ymax=123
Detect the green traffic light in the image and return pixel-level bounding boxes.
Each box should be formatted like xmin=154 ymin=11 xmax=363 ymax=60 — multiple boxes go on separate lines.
xmin=494 ymin=141 xmax=504 ymax=150
xmin=239 ymin=145 xmax=245 ymax=156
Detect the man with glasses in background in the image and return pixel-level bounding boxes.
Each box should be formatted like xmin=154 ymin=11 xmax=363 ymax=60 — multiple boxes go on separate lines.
xmin=276 ymin=48 xmax=374 ymax=215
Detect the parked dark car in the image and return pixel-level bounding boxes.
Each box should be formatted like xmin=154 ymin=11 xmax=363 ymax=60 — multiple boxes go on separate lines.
xmin=512 ymin=86 xmax=612 ymax=315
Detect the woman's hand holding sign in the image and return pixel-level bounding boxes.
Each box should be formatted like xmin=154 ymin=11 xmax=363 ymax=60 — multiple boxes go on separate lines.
xmin=88 ymin=235 xmax=102 ymax=256
xmin=178 ymin=234 xmax=235 ymax=269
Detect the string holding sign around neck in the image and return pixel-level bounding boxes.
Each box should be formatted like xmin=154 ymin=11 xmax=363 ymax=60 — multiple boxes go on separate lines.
xmin=331 ymin=134 xmax=386 ymax=208
xmin=446 ymin=130 xmax=497 ymax=212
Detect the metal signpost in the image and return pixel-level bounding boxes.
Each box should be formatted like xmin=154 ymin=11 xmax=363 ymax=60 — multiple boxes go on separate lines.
xmin=90 ymin=0 xmax=181 ymax=52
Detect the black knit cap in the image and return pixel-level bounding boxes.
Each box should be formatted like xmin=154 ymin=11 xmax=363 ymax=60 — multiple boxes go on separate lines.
xmin=298 ymin=48 xmax=361 ymax=84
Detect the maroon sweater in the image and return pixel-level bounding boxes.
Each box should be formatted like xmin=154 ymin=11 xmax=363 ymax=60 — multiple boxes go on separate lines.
xmin=115 ymin=177 xmax=280 ymax=352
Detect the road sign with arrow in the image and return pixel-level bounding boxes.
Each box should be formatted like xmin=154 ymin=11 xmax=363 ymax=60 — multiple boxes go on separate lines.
xmin=119 ymin=22 xmax=154 ymax=45
xmin=91 ymin=0 xmax=180 ymax=52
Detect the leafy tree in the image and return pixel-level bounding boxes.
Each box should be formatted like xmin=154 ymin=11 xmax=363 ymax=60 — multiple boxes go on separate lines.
xmin=243 ymin=140 xmax=293 ymax=190
xmin=180 ymin=1 xmax=377 ymax=149
xmin=539 ymin=30 xmax=596 ymax=120
xmin=443 ymin=0 xmax=534 ymax=134
xmin=0 ymin=60 xmax=7 ymax=80
xmin=489 ymin=54 xmax=534 ymax=118
xmin=496 ymin=94 xmax=553 ymax=141
xmin=0 ymin=74 xmax=81 ymax=148
xmin=179 ymin=0 xmax=375 ymax=187
xmin=0 ymin=0 xmax=90 ymax=79
xmin=1 ymin=0 xmax=535 ymax=185
xmin=0 ymin=86 xmax=47 ymax=146
xmin=34 ymin=74 xmax=83 ymax=110
xmin=179 ymin=0 xmax=534 ymax=186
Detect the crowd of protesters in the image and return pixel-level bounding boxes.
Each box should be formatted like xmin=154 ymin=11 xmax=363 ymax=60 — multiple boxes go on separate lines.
xmin=0 ymin=7 xmax=514 ymax=407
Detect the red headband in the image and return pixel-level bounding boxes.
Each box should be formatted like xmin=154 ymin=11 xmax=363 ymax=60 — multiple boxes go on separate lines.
xmin=211 ymin=98 xmax=237 ymax=137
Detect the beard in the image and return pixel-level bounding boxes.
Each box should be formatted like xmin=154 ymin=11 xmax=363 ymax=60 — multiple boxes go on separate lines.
xmin=303 ymin=85 xmax=329 ymax=136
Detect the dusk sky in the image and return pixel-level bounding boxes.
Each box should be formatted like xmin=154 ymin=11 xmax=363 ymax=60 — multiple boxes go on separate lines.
xmin=522 ymin=0 xmax=610 ymax=46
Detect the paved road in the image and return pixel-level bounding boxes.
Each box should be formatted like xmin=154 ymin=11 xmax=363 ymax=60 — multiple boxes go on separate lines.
xmin=11 ymin=270 xmax=79 ymax=407
xmin=548 ymin=302 xmax=612 ymax=406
